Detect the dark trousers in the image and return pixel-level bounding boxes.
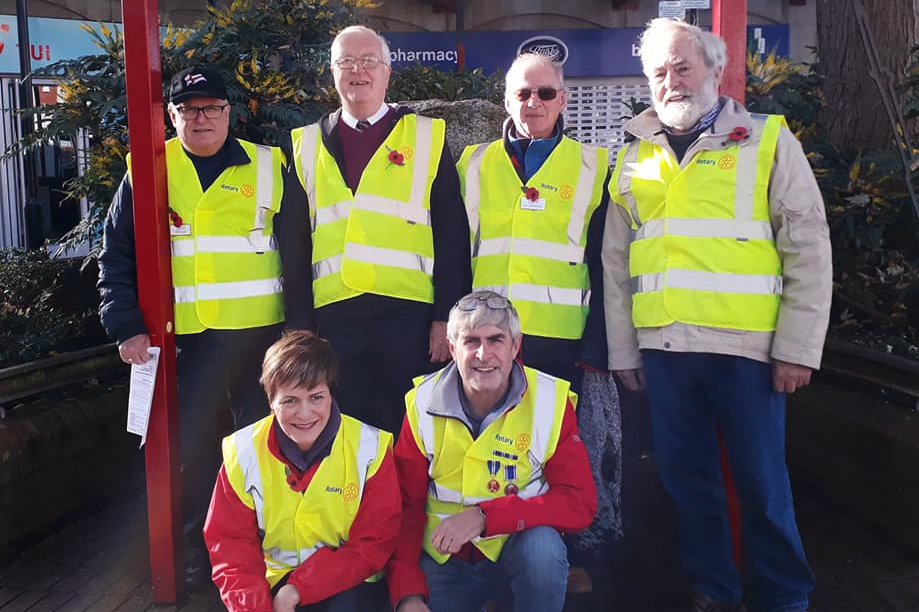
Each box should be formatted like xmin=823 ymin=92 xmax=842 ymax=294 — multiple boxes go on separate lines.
xmin=176 ymin=324 xmax=283 ymax=547
xmin=642 ymin=350 xmax=814 ymax=612
xmin=272 ymin=573 xmax=389 ymax=612
xmin=316 ymin=298 xmax=437 ymax=436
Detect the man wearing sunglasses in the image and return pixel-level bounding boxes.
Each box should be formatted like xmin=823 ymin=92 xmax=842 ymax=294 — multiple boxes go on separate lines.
xmin=604 ymin=19 xmax=831 ymax=612
xmin=386 ymin=290 xmax=597 ymax=612
xmin=282 ymin=26 xmax=471 ymax=437
xmin=456 ymin=53 xmax=610 ymax=399
xmin=97 ymin=66 xmax=295 ymax=588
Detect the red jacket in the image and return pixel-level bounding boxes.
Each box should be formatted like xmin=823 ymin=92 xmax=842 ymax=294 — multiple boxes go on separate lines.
xmin=385 ymin=393 xmax=597 ymax=608
xmin=204 ymin=422 xmax=401 ymax=612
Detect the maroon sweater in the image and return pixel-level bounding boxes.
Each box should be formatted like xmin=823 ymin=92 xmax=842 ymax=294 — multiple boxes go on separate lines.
xmin=337 ymin=107 xmax=397 ymax=191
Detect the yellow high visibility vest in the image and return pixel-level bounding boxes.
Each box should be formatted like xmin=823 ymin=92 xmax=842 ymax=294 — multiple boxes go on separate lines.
xmin=405 ymin=365 xmax=573 ymax=564
xmin=458 ymin=138 xmax=607 ymax=339
xmin=610 ymin=114 xmax=786 ymax=332
xmin=291 ymin=114 xmax=444 ymax=308
xmin=127 ymin=138 xmax=285 ymax=334
xmin=222 ymin=414 xmax=392 ymax=587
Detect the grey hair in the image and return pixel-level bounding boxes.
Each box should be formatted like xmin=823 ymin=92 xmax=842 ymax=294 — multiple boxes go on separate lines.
xmin=638 ymin=18 xmax=727 ymax=76
xmin=447 ymin=290 xmax=522 ymax=344
xmin=505 ymin=52 xmax=565 ymax=95
xmin=331 ymin=25 xmax=392 ymax=67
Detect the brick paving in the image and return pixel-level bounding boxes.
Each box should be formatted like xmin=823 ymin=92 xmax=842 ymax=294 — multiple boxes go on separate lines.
xmin=1 ymin=390 xmax=918 ymax=612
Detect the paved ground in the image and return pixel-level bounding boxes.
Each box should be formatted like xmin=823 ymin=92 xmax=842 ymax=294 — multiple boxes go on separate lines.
xmin=1 ymin=388 xmax=918 ymax=612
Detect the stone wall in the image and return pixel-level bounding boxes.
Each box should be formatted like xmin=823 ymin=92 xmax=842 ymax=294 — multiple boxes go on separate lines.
xmin=0 ymin=380 xmax=140 ymax=558
xmin=787 ymin=378 xmax=919 ymax=552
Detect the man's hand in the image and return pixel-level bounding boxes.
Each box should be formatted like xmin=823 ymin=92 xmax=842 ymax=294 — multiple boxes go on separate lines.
xmin=430 ymin=507 xmax=485 ymax=555
xmin=397 ymin=595 xmax=433 ymax=612
xmin=429 ymin=320 xmax=450 ymax=363
xmin=613 ymin=368 xmax=645 ymax=391
xmin=118 ymin=334 xmax=151 ymax=365
xmin=272 ymin=584 xmax=300 ymax=612
xmin=772 ymin=360 xmax=812 ymax=394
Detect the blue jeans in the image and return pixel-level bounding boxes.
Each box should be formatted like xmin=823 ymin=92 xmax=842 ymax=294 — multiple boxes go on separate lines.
xmin=420 ymin=527 xmax=568 ymax=612
xmin=642 ymin=351 xmax=814 ymax=612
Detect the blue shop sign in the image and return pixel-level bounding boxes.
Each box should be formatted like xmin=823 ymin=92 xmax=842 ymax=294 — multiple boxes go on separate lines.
xmin=383 ymin=24 xmax=789 ymax=77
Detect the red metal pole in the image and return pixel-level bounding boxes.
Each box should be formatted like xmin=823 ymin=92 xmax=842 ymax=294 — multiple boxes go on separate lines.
xmin=121 ymin=1 xmax=184 ymax=604
xmin=713 ymin=0 xmax=747 ymax=103
xmin=712 ymin=0 xmax=747 ymax=567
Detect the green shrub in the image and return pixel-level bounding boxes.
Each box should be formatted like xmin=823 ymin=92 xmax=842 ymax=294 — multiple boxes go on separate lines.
xmin=0 ymin=249 xmax=107 ymax=368
xmin=388 ymin=64 xmax=504 ymax=105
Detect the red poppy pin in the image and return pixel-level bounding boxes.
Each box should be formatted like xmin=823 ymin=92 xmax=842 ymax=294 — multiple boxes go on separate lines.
xmin=386 ymin=146 xmax=405 ymax=167
xmin=522 ymin=186 xmax=540 ymax=201
xmin=168 ymin=207 xmax=183 ymax=228
xmin=728 ymin=126 xmax=749 ymax=142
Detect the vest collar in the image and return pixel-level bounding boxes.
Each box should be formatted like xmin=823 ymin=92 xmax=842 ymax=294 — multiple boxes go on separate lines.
xmin=625 ymin=97 xmax=754 ymax=145
xmin=424 ymin=361 xmax=528 ymax=433
xmin=624 ymin=97 xmax=757 ymax=161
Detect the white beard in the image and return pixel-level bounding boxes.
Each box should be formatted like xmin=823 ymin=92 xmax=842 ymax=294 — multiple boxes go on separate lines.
xmin=654 ymin=77 xmax=720 ymax=132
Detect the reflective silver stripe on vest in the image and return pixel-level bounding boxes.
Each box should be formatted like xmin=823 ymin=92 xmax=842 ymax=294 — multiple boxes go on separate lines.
xmin=299 ymin=124 xmax=320 ymax=230
xmin=734 ymin=116 xmax=767 ymax=221
xmin=173 ymin=278 xmax=283 ymax=303
xmin=316 ymin=200 xmax=351 ymax=226
xmin=171 ymin=235 xmax=276 ymax=257
xmin=264 ymin=543 xmax=325 ymax=571
xmin=476 ymin=237 xmax=583 ymax=263
xmin=631 ymin=269 xmax=783 ymax=295
xmin=355 ymin=194 xmax=432 ymax=226
xmin=312 ymin=244 xmax=434 ymax=277
xmin=631 ymin=218 xmax=774 ymax=242
xmin=409 ymin=117 xmax=435 ymax=211
xmin=413 ymin=376 xmax=437 ymax=460
xmin=254 ymin=144 xmax=274 ymax=230
xmin=507 ymin=283 xmax=588 ymax=308
xmin=463 ymin=143 xmax=491 ymax=258
xmin=565 ymin=144 xmax=599 ymax=245
xmin=233 ymin=426 xmax=266 ymax=531
xmin=356 ymin=423 xmax=380 ymax=501
xmin=616 ymin=144 xmax=643 ymax=226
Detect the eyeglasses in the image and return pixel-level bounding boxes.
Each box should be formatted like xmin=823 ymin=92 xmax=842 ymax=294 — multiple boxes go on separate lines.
xmin=333 ymin=56 xmax=386 ymax=71
xmin=175 ymin=104 xmax=228 ymax=120
xmin=513 ymin=87 xmax=561 ymax=102
xmin=455 ymin=294 xmax=511 ymax=311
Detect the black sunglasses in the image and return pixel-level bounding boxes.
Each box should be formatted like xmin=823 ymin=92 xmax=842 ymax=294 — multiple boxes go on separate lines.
xmin=514 ymin=87 xmax=561 ymax=102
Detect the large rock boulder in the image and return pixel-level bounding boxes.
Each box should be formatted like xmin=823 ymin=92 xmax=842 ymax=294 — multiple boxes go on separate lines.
xmin=405 ymin=98 xmax=507 ymax=155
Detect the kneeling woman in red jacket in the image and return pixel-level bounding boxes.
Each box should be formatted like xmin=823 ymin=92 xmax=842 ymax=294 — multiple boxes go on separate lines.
xmin=204 ymin=331 xmax=401 ymax=612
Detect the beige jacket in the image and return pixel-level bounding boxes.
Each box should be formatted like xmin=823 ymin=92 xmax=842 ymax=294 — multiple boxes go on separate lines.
xmin=602 ymin=98 xmax=832 ymax=371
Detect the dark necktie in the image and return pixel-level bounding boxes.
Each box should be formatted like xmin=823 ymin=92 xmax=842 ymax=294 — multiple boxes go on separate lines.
xmin=355 ymin=119 xmax=371 ymax=131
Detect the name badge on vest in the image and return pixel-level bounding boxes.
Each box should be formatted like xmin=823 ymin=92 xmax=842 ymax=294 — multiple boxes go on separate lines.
xmin=520 ymin=197 xmax=546 ymax=211
xmin=170 ymin=224 xmax=192 ymax=236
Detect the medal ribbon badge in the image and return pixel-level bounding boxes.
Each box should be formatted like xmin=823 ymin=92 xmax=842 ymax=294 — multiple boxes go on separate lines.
xmin=487 ymin=459 xmax=501 ymax=493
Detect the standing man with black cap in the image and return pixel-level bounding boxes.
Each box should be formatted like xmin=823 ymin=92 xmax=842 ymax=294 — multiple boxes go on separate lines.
xmin=97 ymin=66 xmax=295 ymax=587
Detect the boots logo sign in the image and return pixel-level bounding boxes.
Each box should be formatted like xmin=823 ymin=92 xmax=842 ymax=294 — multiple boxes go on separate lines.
xmin=517 ymin=35 xmax=569 ymax=65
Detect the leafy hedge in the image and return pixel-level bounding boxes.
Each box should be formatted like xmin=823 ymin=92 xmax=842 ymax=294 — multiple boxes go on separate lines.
xmin=0 ymin=249 xmax=108 ymax=369
xmin=746 ymin=51 xmax=919 ymax=359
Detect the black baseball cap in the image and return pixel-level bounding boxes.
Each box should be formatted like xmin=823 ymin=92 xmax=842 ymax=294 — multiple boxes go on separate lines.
xmin=169 ymin=67 xmax=229 ymax=104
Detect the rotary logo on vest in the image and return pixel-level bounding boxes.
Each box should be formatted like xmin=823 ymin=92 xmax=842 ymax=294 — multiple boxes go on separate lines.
xmin=718 ymin=155 xmax=737 ymax=170
xmin=219 ymin=183 xmax=256 ymax=198
xmin=515 ymin=433 xmax=531 ymax=452
xmin=325 ymin=482 xmax=360 ymax=501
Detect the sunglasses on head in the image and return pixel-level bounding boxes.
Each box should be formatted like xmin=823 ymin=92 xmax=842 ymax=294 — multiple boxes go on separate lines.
xmin=514 ymin=87 xmax=561 ymax=102
xmin=455 ymin=294 xmax=511 ymax=311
